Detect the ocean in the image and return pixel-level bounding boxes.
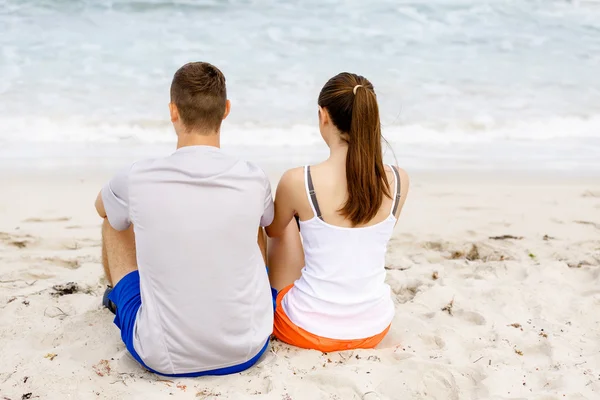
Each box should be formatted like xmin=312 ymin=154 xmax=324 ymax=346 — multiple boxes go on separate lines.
xmin=1 ymin=0 xmax=600 ymax=172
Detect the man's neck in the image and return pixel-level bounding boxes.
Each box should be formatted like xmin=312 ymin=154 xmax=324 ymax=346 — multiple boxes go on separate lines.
xmin=176 ymin=131 xmax=221 ymax=149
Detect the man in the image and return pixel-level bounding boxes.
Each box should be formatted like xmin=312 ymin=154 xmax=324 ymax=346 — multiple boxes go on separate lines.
xmin=95 ymin=62 xmax=274 ymax=376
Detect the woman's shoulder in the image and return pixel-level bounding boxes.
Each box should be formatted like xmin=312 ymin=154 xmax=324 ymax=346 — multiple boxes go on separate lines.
xmin=384 ymin=164 xmax=409 ymax=179
xmin=385 ymin=165 xmax=410 ymax=196
xmin=280 ymin=166 xmax=305 ymax=184
xmin=275 ymin=166 xmax=306 ymax=195
xmin=283 ymin=162 xmax=330 ymax=186
xmin=395 ymin=166 xmax=410 ymax=186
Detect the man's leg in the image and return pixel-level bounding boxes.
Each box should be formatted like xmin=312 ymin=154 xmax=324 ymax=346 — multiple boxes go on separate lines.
xmin=102 ymin=234 xmax=111 ymax=285
xmin=101 ymin=218 xmax=137 ymax=286
xmin=267 ymin=219 xmax=305 ymax=291
xmin=101 ymin=220 xmax=146 ymax=370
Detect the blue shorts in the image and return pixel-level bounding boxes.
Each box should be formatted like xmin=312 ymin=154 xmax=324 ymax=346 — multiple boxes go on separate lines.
xmin=108 ymin=270 xmax=271 ymax=377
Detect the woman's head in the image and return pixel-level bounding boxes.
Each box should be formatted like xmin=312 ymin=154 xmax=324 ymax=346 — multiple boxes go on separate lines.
xmin=317 ymin=72 xmax=390 ymax=226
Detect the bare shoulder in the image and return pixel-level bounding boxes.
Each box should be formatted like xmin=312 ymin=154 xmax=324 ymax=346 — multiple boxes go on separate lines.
xmin=276 ymin=167 xmax=305 ymax=195
xmin=279 ymin=167 xmax=304 ymax=186
xmin=389 ymin=166 xmax=410 ymax=219
xmin=396 ymin=167 xmax=410 ymax=196
xmin=383 ymin=164 xmax=396 ymax=181
xmin=385 ymin=165 xmax=410 ymax=192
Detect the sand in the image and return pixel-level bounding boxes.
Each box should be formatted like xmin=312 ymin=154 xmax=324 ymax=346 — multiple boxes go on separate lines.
xmin=0 ymin=168 xmax=599 ymax=400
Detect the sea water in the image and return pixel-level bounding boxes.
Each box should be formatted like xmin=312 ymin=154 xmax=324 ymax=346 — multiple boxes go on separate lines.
xmin=1 ymin=0 xmax=599 ymax=172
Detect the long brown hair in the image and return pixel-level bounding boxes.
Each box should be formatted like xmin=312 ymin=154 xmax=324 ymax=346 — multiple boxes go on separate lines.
xmin=318 ymin=72 xmax=391 ymax=226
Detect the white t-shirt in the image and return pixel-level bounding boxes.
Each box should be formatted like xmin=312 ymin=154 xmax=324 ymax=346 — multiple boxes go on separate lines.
xmin=101 ymin=145 xmax=274 ymax=375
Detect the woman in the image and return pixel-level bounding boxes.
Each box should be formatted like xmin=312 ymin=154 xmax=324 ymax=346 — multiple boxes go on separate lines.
xmin=266 ymin=72 xmax=409 ymax=352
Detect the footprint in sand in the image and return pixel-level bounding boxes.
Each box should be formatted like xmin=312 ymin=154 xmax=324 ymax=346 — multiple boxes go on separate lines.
xmin=423 ymin=241 xmax=445 ymax=252
xmin=565 ymin=259 xmax=597 ymax=269
xmin=23 ymin=217 xmax=71 ymax=223
xmin=362 ymin=392 xmax=386 ymax=400
xmin=421 ymin=369 xmax=461 ymax=400
xmin=8 ymin=240 xmax=27 ymax=248
xmin=375 ymin=366 xmax=466 ymax=400
xmin=454 ymin=310 xmax=487 ymax=326
xmin=574 ymin=220 xmax=600 ymax=230
xmin=24 ymin=271 xmax=56 ymax=280
xmin=389 ymin=278 xmax=427 ymax=304
xmin=303 ymin=371 xmax=362 ymax=392
xmin=0 ymin=232 xmax=37 ymax=249
xmin=240 ymin=372 xmax=274 ymax=396
xmin=63 ymin=238 xmax=101 ymax=250
xmin=420 ymin=334 xmax=447 ymax=350
xmin=582 ymin=190 xmax=600 ymax=198
xmin=43 ymin=257 xmax=81 ymax=269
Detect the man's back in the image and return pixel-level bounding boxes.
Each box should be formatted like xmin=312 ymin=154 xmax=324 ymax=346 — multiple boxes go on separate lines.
xmin=104 ymin=145 xmax=273 ymax=374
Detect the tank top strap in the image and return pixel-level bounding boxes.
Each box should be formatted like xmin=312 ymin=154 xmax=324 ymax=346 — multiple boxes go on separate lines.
xmin=389 ymin=165 xmax=401 ymax=217
xmin=304 ymin=165 xmax=323 ymax=221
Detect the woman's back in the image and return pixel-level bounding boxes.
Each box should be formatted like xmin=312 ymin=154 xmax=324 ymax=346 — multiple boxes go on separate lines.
xmin=281 ymin=163 xmax=403 ymax=339
xmin=295 ymin=160 xmax=399 ymax=227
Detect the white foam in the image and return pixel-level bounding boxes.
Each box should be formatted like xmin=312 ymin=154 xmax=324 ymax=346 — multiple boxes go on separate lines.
xmin=2 ymin=114 xmax=598 ymax=145
xmin=0 ymin=115 xmax=598 ymax=172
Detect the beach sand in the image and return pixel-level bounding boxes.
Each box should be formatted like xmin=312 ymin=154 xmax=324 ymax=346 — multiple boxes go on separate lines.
xmin=0 ymin=168 xmax=599 ymax=400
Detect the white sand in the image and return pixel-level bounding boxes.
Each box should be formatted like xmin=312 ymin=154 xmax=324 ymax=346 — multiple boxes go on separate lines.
xmin=1 ymin=168 xmax=599 ymax=400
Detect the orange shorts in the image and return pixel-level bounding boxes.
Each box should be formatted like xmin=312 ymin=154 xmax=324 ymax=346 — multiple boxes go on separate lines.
xmin=273 ymin=285 xmax=390 ymax=352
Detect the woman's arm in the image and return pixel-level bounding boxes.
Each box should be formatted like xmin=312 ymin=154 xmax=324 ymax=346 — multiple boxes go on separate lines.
xmin=265 ymin=168 xmax=303 ymax=238
xmin=394 ymin=167 xmax=410 ymax=219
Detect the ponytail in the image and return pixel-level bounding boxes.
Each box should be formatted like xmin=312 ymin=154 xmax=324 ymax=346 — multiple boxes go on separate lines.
xmin=341 ymin=85 xmax=390 ymax=225
xmin=318 ymin=73 xmax=391 ymax=226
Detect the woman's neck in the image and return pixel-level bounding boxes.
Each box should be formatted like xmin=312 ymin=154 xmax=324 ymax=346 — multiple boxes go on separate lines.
xmin=328 ymin=140 xmax=348 ymax=163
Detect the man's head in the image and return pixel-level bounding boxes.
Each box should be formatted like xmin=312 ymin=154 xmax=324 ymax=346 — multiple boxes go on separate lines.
xmin=169 ymin=62 xmax=230 ymax=135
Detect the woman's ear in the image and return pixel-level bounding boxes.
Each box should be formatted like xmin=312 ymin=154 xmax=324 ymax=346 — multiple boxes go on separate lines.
xmin=318 ymin=106 xmax=329 ymax=126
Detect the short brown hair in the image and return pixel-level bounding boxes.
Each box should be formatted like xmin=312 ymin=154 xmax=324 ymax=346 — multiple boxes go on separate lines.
xmin=170 ymin=62 xmax=227 ymax=133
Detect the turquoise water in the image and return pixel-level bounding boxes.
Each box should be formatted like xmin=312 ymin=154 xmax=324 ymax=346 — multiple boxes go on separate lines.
xmin=1 ymin=0 xmax=600 ymax=170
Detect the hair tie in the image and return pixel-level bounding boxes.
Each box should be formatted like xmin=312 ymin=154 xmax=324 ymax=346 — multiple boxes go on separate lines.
xmin=353 ymin=85 xmax=363 ymax=95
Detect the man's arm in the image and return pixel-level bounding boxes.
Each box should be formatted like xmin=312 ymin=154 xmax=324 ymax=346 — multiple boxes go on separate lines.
xmin=259 ymin=173 xmax=275 ymax=229
xmin=97 ymin=167 xmax=132 ymax=231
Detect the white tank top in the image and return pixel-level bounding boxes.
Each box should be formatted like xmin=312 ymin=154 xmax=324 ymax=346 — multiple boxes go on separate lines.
xmin=281 ymin=165 xmax=401 ymax=340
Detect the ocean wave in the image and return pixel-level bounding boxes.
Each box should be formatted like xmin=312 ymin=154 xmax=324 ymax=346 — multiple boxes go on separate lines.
xmin=1 ymin=115 xmax=599 ymax=147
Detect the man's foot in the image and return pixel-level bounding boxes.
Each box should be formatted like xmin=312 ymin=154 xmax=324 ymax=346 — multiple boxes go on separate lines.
xmin=102 ymin=286 xmax=117 ymax=315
